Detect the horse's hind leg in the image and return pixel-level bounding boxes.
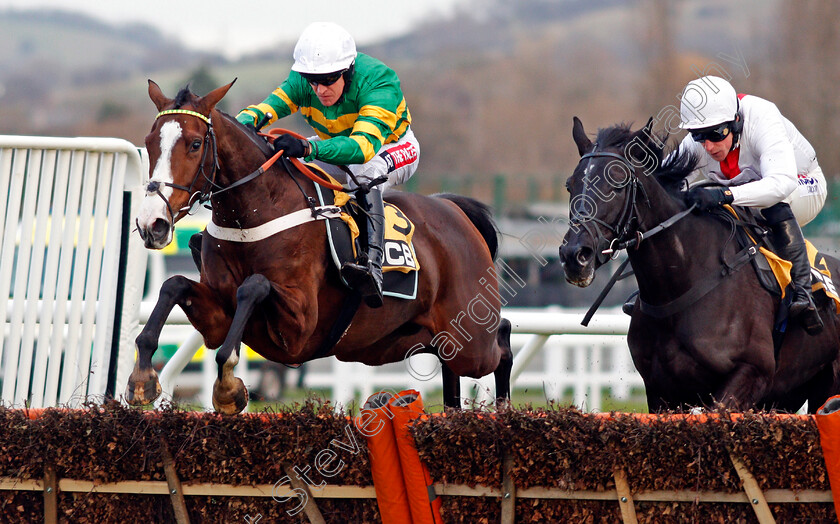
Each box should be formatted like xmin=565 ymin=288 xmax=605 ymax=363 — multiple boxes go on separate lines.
xmin=213 ymin=273 xmax=272 ymax=415
xmin=494 ymin=318 xmax=513 ymax=406
xmin=442 ymin=362 xmax=461 ymax=409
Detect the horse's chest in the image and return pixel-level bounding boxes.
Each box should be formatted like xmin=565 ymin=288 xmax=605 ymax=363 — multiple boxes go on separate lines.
xmin=629 ymin=327 xmax=727 ymax=387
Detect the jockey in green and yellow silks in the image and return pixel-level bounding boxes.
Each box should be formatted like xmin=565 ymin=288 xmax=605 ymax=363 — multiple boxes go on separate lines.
xmin=236 ymin=22 xmax=420 ymax=309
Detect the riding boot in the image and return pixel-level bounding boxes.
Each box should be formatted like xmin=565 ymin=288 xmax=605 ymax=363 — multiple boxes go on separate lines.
xmin=772 ymin=217 xmax=824 ymax=335
xmin=340 ymin=189 xmax=385 ymax=308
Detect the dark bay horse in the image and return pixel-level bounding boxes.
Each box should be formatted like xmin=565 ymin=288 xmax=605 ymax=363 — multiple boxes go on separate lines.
xmin=128 ymin=80 xmax=512 ymax=413
xmin=559 ymin=117 xmax=840 ymax=413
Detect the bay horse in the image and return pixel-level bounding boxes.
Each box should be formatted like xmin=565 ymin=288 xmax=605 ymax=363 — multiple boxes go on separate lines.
xmin=127 ymin=80 xmax=512 ymax=413
xmin=559 ymin=117 xmax=840 ymax=413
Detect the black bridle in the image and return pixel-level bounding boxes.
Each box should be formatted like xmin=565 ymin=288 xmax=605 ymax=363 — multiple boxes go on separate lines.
xmin=570 ymin=149 xmax=695 ymax=263
xmin=571 ymin=150 xmax=644 ymax=264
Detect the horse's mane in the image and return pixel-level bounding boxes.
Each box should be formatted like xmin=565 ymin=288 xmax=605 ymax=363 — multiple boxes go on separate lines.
xmin=594 ymin=123 xmax=698 ymax=197
xmin=218 ymin=111 xmax=275 ymax=156
xmin=172 ymin=85 xmax=274 ymax=156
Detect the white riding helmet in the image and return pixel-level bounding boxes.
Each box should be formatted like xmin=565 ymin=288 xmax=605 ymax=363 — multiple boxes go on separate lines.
xmin=291 ymin=22 xmax=357 ymax=75
xmin=679 ymin=76 xmax=738 ymax=130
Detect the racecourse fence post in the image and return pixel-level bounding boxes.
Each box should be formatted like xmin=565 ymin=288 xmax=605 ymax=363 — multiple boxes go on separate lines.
xmin=613 ymin=468 xmax=638 ymax=524
xmin=161 ymin=443 xmax=190 ymax=524
xmin=283 ymin=463 xmax=327 ymax=524
xmin=728 ymin=452 xmax=775 ymax=523
xmin=43 ymin=464 xmax=57 ymax=524
xmin=494 ymin=174 xmax=506 ymax=214
xmin=501 ymin=453 xmax=516 ymax=523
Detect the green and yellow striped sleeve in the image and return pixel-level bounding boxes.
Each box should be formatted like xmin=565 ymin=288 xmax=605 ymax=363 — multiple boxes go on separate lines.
xmin=235 ymin=79 xmax=300 ymax=129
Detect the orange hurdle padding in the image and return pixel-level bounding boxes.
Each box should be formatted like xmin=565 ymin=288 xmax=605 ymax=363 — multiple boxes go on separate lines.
xmin=817 ymin=395 xmax=840 ymax=520
xmin=388 ymin=390 xmax=443 ymax=524
xmin=356 ymin=392 xmax=412 ymax=524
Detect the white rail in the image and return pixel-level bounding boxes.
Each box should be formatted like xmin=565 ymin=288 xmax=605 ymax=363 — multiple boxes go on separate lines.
xmin=0 ymin=136 xmax=147 ymax=408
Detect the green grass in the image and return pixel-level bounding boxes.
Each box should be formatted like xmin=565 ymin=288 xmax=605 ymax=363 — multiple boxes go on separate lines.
xmin=241 ymin=385 xmax=650 ymax=415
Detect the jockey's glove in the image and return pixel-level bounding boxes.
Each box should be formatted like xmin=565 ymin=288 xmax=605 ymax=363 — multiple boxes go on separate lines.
xmin=685 ymin=186 xmax=734 ymax=211
xmin=273 ymin=135 xmax=311 ymax=158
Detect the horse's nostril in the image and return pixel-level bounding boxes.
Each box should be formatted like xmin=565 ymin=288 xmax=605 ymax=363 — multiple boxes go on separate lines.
xmin=151 ymin=218 xmax=170 ymax=239
xmin=576 ymin=246 xmax=593 ymax=266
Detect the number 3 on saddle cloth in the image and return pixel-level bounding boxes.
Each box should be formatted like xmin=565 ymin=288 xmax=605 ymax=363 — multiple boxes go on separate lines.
xmin=310 ymin=168 xmax=420 ymax=300
xmin=723 ymin=206 xmax=840 ymax=325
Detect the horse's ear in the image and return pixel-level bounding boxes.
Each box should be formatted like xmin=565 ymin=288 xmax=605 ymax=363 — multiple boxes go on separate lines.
xmin=199 ymin=78 xmax=237 ymax=113
xmin=572 ymin=116 xmax=593 ymax=157
xmin=642 ymin=117 xmax=654 ymax=135
xmin=632 ymin=116 xmax=665 ymax=152
xmin=148 ymin=79 xmax=172 ymax=111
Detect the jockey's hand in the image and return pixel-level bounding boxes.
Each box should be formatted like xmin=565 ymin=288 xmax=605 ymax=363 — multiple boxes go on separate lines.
xmin=685 ymin=187 xmax=734 ymax=211
xmin=273 ymin=135 xmax=311 ymax=158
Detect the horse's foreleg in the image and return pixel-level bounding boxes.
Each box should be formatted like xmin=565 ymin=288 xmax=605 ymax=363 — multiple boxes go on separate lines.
xmin=494 ymin=318 xmax=513 ymax=407
xmin=212 ymin=274 xmax=272 ymax=414
xmin=442 ymin=362 xmax=461 ymax=409
xmin=717 ymin=363 xmax=772 ymax=410
xmin=126 ymin=275 xmax=196 ymax=405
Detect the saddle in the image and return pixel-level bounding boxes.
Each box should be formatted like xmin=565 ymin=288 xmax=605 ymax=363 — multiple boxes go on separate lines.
xmin=308 ymin=165 xmax=420 ymax=300
xmin=720 ymin=205 xmax=840 ymax=312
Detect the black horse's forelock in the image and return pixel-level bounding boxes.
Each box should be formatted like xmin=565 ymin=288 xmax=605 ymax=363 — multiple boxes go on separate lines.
xmin=594 ymin=123 xmax=637 ymax=150
xmin=173 ymin=85 xmax=194 ymax=108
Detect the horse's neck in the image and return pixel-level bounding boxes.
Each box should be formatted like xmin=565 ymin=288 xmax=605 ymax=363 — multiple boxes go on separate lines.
xmin=211 ymin=116 xmax=308 ymax=228
xmin=630 ymin=183 xmax=731 ymax=301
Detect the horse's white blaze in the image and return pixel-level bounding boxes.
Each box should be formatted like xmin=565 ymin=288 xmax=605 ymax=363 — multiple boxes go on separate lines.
xmin=136 ymin=121 xmax=182 ymax=245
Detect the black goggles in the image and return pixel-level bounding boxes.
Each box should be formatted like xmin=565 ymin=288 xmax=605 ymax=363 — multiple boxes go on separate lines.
xmin=690 ymin=122 xmax=732 ymax=143
xmin=301 ymin=70 xmax=346 ymax=87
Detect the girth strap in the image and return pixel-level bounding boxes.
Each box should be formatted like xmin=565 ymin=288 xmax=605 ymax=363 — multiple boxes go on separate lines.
xmin=312 ymin=292 xmax=363 ymax=360
xmin=639 ymin=244 xmax=758 ymax=318
xmin=206 ymin=205 xmax=341 ymax=242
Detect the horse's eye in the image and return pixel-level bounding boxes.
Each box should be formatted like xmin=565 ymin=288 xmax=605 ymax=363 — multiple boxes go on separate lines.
xmin=190 ymin=139 xmax=202 ymax=152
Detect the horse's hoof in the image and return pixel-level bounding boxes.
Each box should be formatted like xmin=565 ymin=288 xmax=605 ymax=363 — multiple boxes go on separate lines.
xmin=212 ymin=377 xmax=248 ymax=415
xmin=125 ymin=370 xmax=162 ymax=405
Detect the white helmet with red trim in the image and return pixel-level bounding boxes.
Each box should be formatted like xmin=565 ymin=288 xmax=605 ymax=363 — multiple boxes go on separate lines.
xmin=291 ymin=22 xmax=357 ymax=75
xmin=679 ymin=76 xmax=738 ymax=130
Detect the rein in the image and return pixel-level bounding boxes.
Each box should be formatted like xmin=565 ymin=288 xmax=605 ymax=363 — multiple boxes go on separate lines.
xmin=260 ymin=129 xmax=347 ymax=192
xmin=148 ymin=111 xmax=347 ymax=227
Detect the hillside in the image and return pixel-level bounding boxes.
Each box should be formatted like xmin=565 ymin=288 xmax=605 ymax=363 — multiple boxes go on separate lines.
xmin=0 ymin=0 xmax=837 ymax=192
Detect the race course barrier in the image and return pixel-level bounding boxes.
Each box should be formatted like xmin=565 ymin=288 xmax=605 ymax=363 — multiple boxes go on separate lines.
xmin=0 ymin=402 xmax=834 ymax=522
xmin=0 ymin=136 xmax=147 ymax=409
